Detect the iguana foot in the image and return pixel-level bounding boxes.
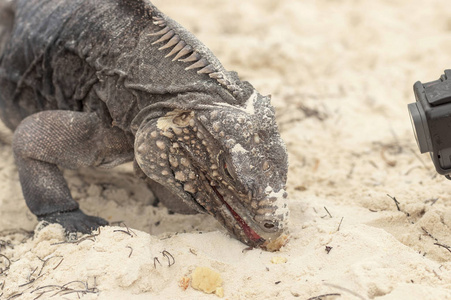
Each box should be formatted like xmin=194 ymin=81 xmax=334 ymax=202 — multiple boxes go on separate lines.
xmin=38 ymin=209 xmax=108 ymax=234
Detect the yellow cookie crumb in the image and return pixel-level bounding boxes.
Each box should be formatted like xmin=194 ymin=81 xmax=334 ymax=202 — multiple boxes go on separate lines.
xmin=191 ymin=267 xmax=223 ymax=294
xmin=271 ymin=256 xmax=288 ymax=264
xmin=263 ymin=234 xmax=289 ymax=252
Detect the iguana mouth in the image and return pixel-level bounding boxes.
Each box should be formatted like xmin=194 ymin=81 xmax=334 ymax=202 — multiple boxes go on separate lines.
xmin=210 ymin=184 xmax=265 ymax=245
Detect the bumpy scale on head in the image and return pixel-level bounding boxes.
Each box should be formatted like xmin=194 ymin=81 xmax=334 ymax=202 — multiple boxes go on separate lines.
xmin=135 ymin=109 xmax=221 ymax=215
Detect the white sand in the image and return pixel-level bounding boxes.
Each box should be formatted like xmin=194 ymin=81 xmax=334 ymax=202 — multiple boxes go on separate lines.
xmin=2 ymin=0 xmax=451 ymax=299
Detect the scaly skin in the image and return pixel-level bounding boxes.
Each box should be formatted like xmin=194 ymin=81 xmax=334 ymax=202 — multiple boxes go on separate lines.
xmin=0 ymin=0 xmax=289 ymax=248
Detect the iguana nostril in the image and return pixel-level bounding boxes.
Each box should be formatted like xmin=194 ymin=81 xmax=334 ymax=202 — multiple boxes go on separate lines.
xmin=264 ymin=222 xmax=275 ymax=229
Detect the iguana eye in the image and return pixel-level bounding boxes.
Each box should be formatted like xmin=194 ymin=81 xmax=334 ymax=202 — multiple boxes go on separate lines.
xmin=223 ymin=161 xmax=237 ymax=181
xmin=224 ymin=162 xmax=233 ymax=179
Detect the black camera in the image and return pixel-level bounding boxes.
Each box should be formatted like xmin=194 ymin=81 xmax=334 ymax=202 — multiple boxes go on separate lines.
xmin=409 ymin=70 xmax=451 ymax=179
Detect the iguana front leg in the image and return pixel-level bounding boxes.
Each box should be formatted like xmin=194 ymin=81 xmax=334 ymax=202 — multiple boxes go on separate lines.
xmin=12 ymin=110 xmax=134 ymax=233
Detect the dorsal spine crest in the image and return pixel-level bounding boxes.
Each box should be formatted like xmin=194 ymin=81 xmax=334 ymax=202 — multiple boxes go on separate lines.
xmin=148 ymin=13 xmax=244 ymax=99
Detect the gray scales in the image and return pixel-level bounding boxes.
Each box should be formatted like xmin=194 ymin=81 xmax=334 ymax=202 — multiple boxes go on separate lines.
xmin=0 ymin=0 xmax=289 ymax=249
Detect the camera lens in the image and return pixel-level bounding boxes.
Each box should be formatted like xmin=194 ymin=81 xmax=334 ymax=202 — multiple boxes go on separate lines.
xmin=408 ymin=102 xmax=431 ymax=153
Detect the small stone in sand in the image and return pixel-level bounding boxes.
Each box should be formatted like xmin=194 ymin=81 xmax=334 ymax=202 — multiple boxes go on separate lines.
xmin=179 ymin=276 xmax=190 ymax=291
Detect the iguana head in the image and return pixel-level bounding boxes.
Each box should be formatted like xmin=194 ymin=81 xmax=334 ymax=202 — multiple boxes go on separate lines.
xmin=133 ymin=90 xmax=289 ymax=249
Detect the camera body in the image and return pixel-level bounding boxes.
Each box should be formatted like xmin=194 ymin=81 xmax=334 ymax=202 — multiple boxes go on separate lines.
xmin=409 ymin=70 xmax=451 ymax=177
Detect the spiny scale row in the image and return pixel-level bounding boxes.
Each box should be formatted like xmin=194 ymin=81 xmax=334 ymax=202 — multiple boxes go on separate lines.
xmin=150 ymin=16 xmax=240 ymax=97
xmin=149 ymin=17 xmax=221 ymax=76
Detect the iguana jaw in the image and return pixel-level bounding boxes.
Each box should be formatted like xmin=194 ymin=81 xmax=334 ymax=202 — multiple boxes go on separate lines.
xmin=202 ymin=171 xmax=286 ymax=248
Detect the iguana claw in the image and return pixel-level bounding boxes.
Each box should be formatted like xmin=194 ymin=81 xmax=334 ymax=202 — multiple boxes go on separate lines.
xmin=39 ymin=209 xmax=108 ymax=234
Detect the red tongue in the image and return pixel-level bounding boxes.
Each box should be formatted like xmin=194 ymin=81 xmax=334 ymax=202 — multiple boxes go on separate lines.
xmin=227 ymin=202 xmax=262 ymax=242
xmin=209 ymin=182 xmax=263 ymax=243
xmin=219 ymin=190 xmax=263 ymax=242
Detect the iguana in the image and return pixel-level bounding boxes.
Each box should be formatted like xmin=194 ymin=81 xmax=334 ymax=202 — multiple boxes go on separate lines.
xmin=0 ymin=0 xmax=289 ymax=249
